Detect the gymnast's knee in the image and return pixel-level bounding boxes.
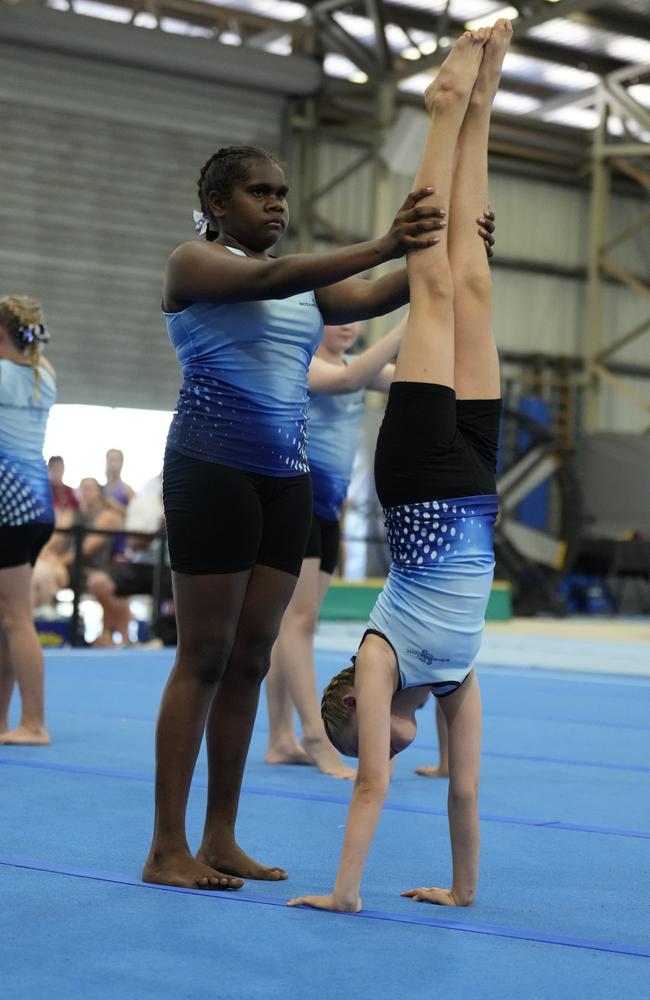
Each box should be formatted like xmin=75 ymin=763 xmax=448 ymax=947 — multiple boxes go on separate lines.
xmin=177 ymin=634 xmax=234 ymax=687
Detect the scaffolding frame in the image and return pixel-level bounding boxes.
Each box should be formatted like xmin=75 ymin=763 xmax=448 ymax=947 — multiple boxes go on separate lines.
xmin=585 ymin=63 xmax=650 ymax=432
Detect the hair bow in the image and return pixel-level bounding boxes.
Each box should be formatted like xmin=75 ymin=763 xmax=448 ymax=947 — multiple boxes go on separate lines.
xmin=193 ymin=210 xmax=209 ymax=236
xmin=20 ymin=323 xmax=49 ymax=345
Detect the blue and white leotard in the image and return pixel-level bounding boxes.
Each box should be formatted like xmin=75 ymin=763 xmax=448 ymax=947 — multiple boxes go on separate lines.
xmin=165 ymin=247 xmax=324 ymax=477
xmin=0 ymin=361 xmax=56 ymax=527
xmin=366 ymin=493 xmax=498 ymax=695
xmin=308 ymin=370 xmax=365 ymax=521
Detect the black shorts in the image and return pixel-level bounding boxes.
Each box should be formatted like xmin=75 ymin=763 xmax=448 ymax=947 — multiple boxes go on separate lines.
xmin=163 ymin=447 xmax=313 ymax=577
xmin=0 ymin=522 xmax=54 ymax=570
xmin=304 ymin=513 xmax=340 ymax=575
xmin=108 ymin=562 xmax=173 ymax=600
xmin=374 ymin=382 xmax=501 ymax=508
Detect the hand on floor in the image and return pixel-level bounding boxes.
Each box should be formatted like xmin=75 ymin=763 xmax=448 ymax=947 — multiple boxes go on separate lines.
xmin=401 ymin=886 xmax=470 ymax=906
xmin=288 ymin=893 xmax=361 ymax=913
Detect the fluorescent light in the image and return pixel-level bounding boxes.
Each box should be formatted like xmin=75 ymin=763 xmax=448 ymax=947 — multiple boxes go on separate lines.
xmin=246 ymin=0 xmax=306 ymax=21
xmin=465 ymin=6 xmax=518 ymax=30
xmin=264 ymin=34 xmax=293 ymax=55
xmin=133 ymin=11 xmax=157 ymax=28
xmin=419 ymin=39 xmax=438 ymax=55
xmin=324 ymin=52 xmax=368 ymax=83
xmin=542 ymin=65 xmax=598 ymax=90
xmin=402 ymin=47 xmax=422 ymax=60
xmin=605 ymin=36 xmax=650 ymax=63
xmin=332 ymin=12 xmax=374 ymax=40
xmin=398 ymin=72 xmax=436 ymax=95
xmin=161 ymin=18 xmax=214 ymax=37
xmin=542 ymin=106 xmax=600 ymax=130
xmin=70 ymin=1 xmax=131 ymax=22
xmin=629 ymin=84 xmax=650 ymax=109
xmin=492 ymin=91 xmax=540 ymax=114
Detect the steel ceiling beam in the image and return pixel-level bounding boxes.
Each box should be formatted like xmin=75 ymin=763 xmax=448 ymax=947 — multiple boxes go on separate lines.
xmin=363 ymin=0 xmax=391 ymax=71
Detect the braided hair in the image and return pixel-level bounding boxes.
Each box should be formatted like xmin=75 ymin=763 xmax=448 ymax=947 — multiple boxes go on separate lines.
xmin=197 ymin=145 xmax=280 ymax=240
xmin=321 ymin=664 xmax=356 ymax=752
xmin=0 ymin=296 xmax=49 ymax=400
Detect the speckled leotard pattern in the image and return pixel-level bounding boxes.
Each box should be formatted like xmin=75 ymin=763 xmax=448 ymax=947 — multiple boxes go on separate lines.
xmin=367 ymin=493 xmax=498 ymax=695
xmin=0 ymin=361 xmax=56 ymax=526
xmin=164 ymin=247 xmax=324 ymax=477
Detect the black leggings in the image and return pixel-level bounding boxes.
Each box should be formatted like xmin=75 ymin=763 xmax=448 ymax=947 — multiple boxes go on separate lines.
xmin=374 ymin=382 xmax=501 ymax=508
xmin=304 ymin=513 xmax=340 ymax=575
xmin=0 ymin=522 xmax=54 ymax=570
xmin=163 ymin=447 xmax=313 ymax=577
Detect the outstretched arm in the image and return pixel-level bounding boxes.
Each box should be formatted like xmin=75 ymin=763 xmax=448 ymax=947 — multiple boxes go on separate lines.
xmin=317 ymin=211 xmax=496 ymax=325
xmin=402 ymin=672 xmax=482 ymax=907
xmin=288 ymin=645 xmax=396 ymax=912
xmin=165 ymin=188 xmax=442 ymax=310
xmin=308 ymin=318 xmax=405 ymax=395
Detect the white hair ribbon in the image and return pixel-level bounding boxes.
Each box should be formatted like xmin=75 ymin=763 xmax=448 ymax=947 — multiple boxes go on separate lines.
xmin=193 ymin=210 xmax=209 ymax=235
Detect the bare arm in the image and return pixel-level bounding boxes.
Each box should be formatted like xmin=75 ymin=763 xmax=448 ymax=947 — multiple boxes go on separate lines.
xmin=307 ymin=319 xmax=405 ymax=395
xmin=316 ymin=210 xmax=496 ymax=324
xmin=165 ymin=189 xmax=442 ymax=310
xmin=368 ymin=362 xmax=395 ymax=394
xmin=315 ymin=268 xmax=411 ymax=325
xmin=288 ymin=648 xmax=396 ymax=912
xmin=402 ymin=672 xmax=482 ymax=907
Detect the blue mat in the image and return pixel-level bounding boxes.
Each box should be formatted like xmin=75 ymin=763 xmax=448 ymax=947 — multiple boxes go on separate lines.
xmin=1 ymin=646 xmax=649 ymax=999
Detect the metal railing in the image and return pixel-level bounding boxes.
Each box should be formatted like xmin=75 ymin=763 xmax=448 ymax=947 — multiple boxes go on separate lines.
xmin=52 ymin=526 xmax=169 ymax=647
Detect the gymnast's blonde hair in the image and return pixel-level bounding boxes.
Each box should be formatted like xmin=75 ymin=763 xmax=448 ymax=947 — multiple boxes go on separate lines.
xmin=0 ymin=296 xmax=48 ymax=400
xmin=321 ymin=664 xmax=356 ymax=752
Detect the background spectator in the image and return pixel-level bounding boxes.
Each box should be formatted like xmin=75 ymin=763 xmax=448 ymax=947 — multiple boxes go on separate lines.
xmin=87 ymin=475 xmax=172 ymax=647
xmin=47 ymin=455 xmax=78 ymax=512
xmin=104 ymin=448 xmax=134 ymax=513
xmin=32 ymin=477 xmax=123 ymax=617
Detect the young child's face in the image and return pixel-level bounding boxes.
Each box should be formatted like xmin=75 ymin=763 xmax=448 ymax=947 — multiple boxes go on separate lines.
xmin=338 ymin=703 xmax=418 ymax=760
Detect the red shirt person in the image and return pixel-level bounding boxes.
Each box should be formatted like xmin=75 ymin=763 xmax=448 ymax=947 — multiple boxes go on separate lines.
xmin=47 ymin=456 xmax=78 ymax=511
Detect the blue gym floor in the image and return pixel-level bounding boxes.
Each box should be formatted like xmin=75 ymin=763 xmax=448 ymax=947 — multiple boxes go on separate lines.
xmin=2 ymin=640 xmax=649 ymax=999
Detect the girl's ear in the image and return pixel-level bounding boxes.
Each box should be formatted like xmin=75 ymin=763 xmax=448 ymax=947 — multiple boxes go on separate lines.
xmin=341 ymin=692 xmax=357 ymax=709
xmin=208 ymin=190 xmax=227 ymax=219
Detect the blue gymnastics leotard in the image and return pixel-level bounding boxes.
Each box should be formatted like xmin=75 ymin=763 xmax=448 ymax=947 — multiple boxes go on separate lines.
xmin=308 ymin=368 xmax=365 ymax=521
xmin=165 ymin=247 xmax=324 ymax=477
xmin=0 ymin=361 xmax=56 ymax=527
xmin=366 ymin=493 xmax=498 ymax=696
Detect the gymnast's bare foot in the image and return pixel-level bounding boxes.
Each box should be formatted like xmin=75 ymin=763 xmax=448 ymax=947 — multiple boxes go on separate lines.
xmin=142 ymin=849 xmax=244 ymax=890
xmin=415 ymin=764 xmax=449 ymax=779
xmin=197 ymin=842 xmax=288 ymax=881
xmin=301 ymin=735 xmax=356 ymax=780
xmin=265 ymin=741 xmax=311 ymax=766
xmin=469 ymin=18 xmax=513 ymax=108
xmin=0 ymin=724 xmax=50 ymax=745
xmin=424 ymin=29 xmax=490 ymax=115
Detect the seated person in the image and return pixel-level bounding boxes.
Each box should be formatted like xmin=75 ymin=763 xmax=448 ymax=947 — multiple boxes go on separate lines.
xmin=87 ymin=475 xmax=172 ymax=647
xmin=32 ymin=477 xmax=123 ymax=614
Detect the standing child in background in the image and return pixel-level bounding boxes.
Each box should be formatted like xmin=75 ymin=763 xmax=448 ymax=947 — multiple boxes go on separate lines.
xmin=104 ymin=448 xmax=134 ymax=513
xmin=265 ymin=318 xmax=405 ymax=780
xmin=289 ymin=20 xmax=512 ymax=913
xmin=0 ymin=297 xmax=56 ymax=746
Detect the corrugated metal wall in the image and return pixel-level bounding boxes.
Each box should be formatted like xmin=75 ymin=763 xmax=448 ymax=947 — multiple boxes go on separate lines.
xmin=0 ymin=40 xmax=285 ymax=409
